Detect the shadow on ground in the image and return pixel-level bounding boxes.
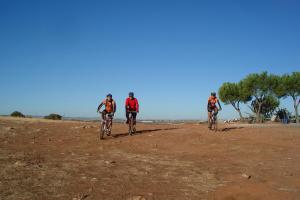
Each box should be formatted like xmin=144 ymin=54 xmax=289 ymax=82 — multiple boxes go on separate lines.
xmin=220 ymin=127 xmax=244 ymax=132
xmin=112 ymin=128 xmax=179 ymax=138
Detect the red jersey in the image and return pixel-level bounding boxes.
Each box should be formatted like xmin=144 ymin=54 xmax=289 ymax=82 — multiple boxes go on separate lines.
xmin=125 ymin=98 xmax=139 ymax=112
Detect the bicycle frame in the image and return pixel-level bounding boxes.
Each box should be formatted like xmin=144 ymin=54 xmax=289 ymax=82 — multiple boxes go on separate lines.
xmin=209 ymin=111 xmax=218 ymax=132
xmin=99 ymin=112 xmax=113 ymax=140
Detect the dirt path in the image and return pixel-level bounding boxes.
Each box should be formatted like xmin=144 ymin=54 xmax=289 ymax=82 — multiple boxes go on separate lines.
xmin=0 ymin=117 xmax=300 ymax=200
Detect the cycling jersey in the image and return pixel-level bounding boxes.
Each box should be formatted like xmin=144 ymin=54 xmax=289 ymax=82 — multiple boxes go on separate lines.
xmin=102 ymin=99 xmax=116 ymax=113
xmin=208 ymin=96 xmax=218 ymax=108
xmin=125 ymin=98 xmax=139 ymax=112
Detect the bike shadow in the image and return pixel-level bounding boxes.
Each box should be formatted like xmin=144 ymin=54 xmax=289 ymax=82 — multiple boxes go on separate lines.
xmin=220 ymin=127 xmax=244 ymax=132
xmin=112 ymin=128 xmax=179 ymax=138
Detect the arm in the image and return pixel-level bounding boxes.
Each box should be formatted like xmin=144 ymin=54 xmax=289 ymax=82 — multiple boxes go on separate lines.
xmin=207 ymin=99 xmax=211 ymax=108
xmin=217 ymin=100 xmax=222 ymax=110
xmin=97 ymin=102 xmax=104 ymax=113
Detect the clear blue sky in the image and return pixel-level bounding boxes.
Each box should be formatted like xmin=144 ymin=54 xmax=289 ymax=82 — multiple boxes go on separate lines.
xmin=0 ymin=0 xmax=299 ymax=120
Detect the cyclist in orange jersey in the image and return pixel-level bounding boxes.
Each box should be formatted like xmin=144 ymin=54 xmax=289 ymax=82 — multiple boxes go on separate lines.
xmin=97 ymin=94 xmax=116 ymax=121
xmin=207 ymin=92 xmax=222 ymax=129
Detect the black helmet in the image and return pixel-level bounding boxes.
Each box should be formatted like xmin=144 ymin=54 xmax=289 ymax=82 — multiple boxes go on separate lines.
xmin=211 ymin=92 xmax=216 ymax=97
xmin=107 ymin=93 xmax=112 ymax=98
xmin=129 ymin=92 xmax=134 ymax=97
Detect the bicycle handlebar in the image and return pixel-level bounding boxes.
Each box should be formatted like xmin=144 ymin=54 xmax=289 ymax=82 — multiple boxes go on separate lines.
xmin=127 ymin=111 xmax=138 ymax=113
xmin=98 ymin=111 xmax=115 ymax=115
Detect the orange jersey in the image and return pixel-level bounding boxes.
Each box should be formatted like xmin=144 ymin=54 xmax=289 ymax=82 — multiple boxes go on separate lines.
xmin=208 ymin=96 xmax=218 ymax=107
xmin=102 ymin=99 xmax=116 ymax=113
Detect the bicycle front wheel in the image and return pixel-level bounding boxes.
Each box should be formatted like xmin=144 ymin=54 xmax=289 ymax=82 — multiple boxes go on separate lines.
xmin=129 ymin=119 xmax=133 ymax=135
xmin=100 ymin=122 xmax=105 ymax=140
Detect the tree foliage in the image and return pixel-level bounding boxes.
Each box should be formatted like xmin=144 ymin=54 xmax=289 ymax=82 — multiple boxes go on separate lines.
xmin=10 ymin=111 xmax=25 ymax=118
xmin=218 ymin=71 xmax=299 ymax=123
xmin=218 ymin=82 xmax=251 ymax=120
xmin=44 ymin=114 xmax=62 ymax=120
xmin=275 ymin=72 xmax=300 ymax=123
xmin=240 ymin=72 xmax=280 ymax=122
xmin=250 ymin=95 xmax=280 ymax=120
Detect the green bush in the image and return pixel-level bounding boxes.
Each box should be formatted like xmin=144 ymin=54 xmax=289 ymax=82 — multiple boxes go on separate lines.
xmin=10 ymin=111 xmax=25 ymax=118
xmin=44 ymin=114 xmax=62 ymax=120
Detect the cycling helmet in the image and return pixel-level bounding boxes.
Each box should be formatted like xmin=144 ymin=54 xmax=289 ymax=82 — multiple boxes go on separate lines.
xmin=129 ymin=92 xmax=134 ymax=97
xmin=107 ymin=93 xmax=112 ymax=98
xmin=211 ymin=92 xmax=216 ymax=97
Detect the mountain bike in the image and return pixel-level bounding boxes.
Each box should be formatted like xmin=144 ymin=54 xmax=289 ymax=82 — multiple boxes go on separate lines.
xmin=128 ymin=111 xmax=137 ymax=136
xmin=209 ymin=111 xmax=218 ymax=132
xmin=99 ymin=112 xmax=113 ymax=140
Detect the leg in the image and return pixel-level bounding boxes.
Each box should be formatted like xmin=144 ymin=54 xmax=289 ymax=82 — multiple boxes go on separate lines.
xmin=214 ymin=107 xmax=219 ymax=116
xmin=107 ymin=114 xmax=113 ymax=136
xmin=102 ymin=110 xmax=107 ymax=121
xmin=132 ymin=112 xmax=137 ymax=125
xmin=213 ymin=107 xmax=219 ymax=131
xmin=128 ymin=112 xmax=133 ymax=135
xmin=208 ymin=111 xmax=212 ymax=128
xmin=110 ymin=115 xmax=113 ymax=129
xmin=126 ymin=112 xmax=130 ymax=124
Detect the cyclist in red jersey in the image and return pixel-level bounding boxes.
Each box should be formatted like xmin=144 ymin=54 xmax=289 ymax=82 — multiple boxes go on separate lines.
xmin=125 ymin=92 xmax=139 ymax=125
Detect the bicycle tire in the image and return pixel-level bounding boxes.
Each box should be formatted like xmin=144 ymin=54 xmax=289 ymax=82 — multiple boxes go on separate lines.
xmin=209 ymin=117 xmax=214 ymax=131
xmin=100 ymin=122 xmax=105 ymax=140
xmin=129 ymin=118 xmax=133 ymax=136
xmin=107 ymin=120 xmax=112 ymax=136
xmin=213 ymin=116 xmax=218 ymax=132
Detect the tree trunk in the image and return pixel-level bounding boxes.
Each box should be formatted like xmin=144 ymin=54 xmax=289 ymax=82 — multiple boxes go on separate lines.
xmin=237 ymin=109 xmax=244 ymax=121
xmin=231 ymin=102 xmax=244 ymax=121
xmin=256 ymin=112 xmax=260 ymax=123
xmin=256 ymin=103 xmax=263 ymax=123
xmin=294 ymin=99 xmax=299 ymax=124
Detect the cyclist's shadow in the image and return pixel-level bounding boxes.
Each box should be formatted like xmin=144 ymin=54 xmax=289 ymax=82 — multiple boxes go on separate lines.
xmin=220 ymin=127 xmax=244 ymax=132
xmin=112 ymin=128 xmax=179 ymax=139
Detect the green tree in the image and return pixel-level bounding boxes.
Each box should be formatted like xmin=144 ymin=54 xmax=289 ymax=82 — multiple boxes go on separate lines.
xmin=250 ymin=95 xmax=280 ymax=120
xmin=276 ymin=72 xmax=300 ymax=123
xmin=44 ymin=114 xmax=62 ymax=120
xmin=241 ymin=72 xmax=280 ymax=123
xmin=10 ymin=111 xmax=25 ymax=118
xmin=218 ymin=82 xmax=251 ymax=121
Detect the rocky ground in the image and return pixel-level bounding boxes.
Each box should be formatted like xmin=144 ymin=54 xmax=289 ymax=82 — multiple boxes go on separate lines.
xmin=0 ymin=117 xmax=300 ymax=200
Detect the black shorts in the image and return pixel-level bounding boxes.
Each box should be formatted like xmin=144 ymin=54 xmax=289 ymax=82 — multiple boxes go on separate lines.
xmin=207 ymin=106 xmax=217 ymax=113
xmin=102 ymin=110 xmax=114 ymax=119
xmin=126 ymin=111 xmax=137 ymax=120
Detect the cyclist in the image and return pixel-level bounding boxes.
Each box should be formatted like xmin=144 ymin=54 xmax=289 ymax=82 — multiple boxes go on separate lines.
xmin=207 ymin=92 xmax=222 ymax=129
xmin=125 ymin=92 xmax=139 ymax=125
xmin=97 ymin=94 xmax=116 ymax=131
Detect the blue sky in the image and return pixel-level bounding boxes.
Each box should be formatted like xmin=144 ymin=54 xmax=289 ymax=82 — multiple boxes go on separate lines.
xmin=0 ymin=0 xmax=299 ymax=120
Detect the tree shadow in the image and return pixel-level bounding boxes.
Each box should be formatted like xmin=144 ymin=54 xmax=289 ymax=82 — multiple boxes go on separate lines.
xmin=220 ymin=127 xmax=244 ymax=132
xmin=112 ymin=127 xmax=179 ymax=138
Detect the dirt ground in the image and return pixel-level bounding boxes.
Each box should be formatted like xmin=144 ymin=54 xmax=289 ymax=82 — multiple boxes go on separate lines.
xmin=0 ymin=117 xmax=300 ymax=200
